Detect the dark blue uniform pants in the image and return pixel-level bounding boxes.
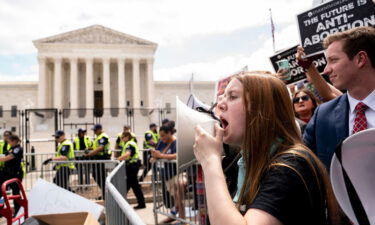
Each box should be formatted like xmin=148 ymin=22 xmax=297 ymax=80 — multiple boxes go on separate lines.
xmin=126 ymin=162 xmax=145 ymax=206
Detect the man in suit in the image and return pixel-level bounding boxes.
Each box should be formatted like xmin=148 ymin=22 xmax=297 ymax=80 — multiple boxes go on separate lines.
xmin=304 ymin=26 xmax=375 ymax=169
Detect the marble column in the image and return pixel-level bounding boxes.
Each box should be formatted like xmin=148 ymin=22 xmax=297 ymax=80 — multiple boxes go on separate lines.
xmin=103 ymin=57 xmax=111 ymax=109
xmin=132 ymin=58 xmax=140 ymax=108
xmin=53 ymin=57 xmax=63 ymax=109
xmin=118 ymin=58 xmax=126 ymax=108
xmin=85 ymin=58 xmax=94 ymax=109
xmin=70 ymin=57 xmax=78 ymax=109
xmin=37 ymin=56 xmax=47 ymax=109
xmin=146 ymin=58 xmax=154 ymax=108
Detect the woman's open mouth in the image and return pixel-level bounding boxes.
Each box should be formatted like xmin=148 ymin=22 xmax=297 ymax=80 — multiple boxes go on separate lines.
xmin=220 ymin=117 xmax=228 ymax=129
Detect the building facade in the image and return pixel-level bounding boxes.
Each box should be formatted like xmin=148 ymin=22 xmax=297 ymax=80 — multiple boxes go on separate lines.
xmin=0 ymin=25 xmax=215 ymax=138
xmin=34 ymin=25 xmax=158 ymax=111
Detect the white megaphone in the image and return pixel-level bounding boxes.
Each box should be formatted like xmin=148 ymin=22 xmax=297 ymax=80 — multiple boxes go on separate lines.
xmin=186 ymin=94 xmax=211 ymax=112
xmin=176 ymin=96 xmax=219 ymax=170
xmin=330 ymin=128 xmax=375 ymax=225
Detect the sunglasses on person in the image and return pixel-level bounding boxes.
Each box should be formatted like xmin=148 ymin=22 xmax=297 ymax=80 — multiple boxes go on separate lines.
xmin=293 ymin=95 xmax=310 ymax=104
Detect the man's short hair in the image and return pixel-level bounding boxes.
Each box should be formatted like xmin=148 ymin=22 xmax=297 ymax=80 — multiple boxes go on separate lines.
xmin=8 ymin=134 xmax=20 ymax=143
xmin=149 ymin=123 xmax=157 ymax=129
xmin=323 ymin=26 xmax=375 ymax=68
xmin=122 ymin=132 xmax=132 ymax=138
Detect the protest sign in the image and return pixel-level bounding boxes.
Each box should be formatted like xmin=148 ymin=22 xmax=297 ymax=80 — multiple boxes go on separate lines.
xmin=216 ymin=76 xmax=233 ymax=98
xmin=270 ymin=45 xmax=327 ymax=84
xmin=297 ymin=0 xmax=375 ymax=56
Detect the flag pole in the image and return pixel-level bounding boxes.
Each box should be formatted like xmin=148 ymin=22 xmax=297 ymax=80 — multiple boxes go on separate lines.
xmin=189 ymin=73 xmax=194 ymax=94
xmin=269 ymin=8 xmax=276 ymax=53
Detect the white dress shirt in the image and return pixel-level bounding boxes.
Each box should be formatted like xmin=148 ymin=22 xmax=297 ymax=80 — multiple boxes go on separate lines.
xmin=347 ymin=90 xmax=375 ymax=135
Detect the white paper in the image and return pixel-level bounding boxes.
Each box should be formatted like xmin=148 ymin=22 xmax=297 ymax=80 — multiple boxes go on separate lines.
xmin=22 ymin=179 xmax=104 ymax=219
xmin=330 ymin=128 xmax=375 ymax=224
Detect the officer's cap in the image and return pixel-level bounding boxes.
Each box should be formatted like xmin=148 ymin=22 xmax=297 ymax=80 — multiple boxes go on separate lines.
xmin=78 ymin=128 xmax=87 ymax=134
xmin=53 ymin=130 xmax=65 ymax=138
xmin=91 ymin=124 xmax=102 ymax=131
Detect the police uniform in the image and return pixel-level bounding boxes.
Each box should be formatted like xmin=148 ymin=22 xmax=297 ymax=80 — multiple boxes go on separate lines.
xmin=0 ymin=144 xmax=23 ymax=213
xmin=92 ymin=132 xmax=111 ymax=199
xmin=74 ymin=135 xmax=93 ymax=151
xmin=0 ymin=140 xmax=11 ymax=171
xmin=139 ymin=130 xmax=159 ymax=181
xmin=143 ymin=130 xmax=159 ymax=149
xmin=116 ymin=132 xmax=137 ymax=149
xmin=74 ymin=135 xmax=93 ymax=186
xmin=54 ymin=139 xmax=75 ymax=191
xmin=122 ymin=140 xmax=145 ymax=207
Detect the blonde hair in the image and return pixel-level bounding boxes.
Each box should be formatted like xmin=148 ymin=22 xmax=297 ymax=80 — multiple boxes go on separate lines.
xmin=234 ymin=72 xmax=340 ymax=224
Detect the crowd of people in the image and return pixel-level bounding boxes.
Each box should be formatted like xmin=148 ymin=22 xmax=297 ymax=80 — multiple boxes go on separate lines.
xmin=0 ymin=119 xmax=176 ymax=211
xmin=193 ymin=26 xmax=375 ymax=225
xmin=0 ymin=26 xmax=374 ymax=224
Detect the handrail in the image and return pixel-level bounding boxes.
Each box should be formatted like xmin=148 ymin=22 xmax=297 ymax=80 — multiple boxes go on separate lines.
xmin=105 ymin=161 xmax=146 ymax=225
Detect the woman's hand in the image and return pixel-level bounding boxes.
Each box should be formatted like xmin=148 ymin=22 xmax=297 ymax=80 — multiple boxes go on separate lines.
xmin=296 ymin=46 xmax=314 ymax=70
xmin=151 ymin=149 xmax=161 ymax=159
xmin=296 ymin=46 xmax=305 ymax=61
xmin=194 ymin=123 xmax=224 ymax=167
xmin=276 ymin=68 xmax=289 ymax=83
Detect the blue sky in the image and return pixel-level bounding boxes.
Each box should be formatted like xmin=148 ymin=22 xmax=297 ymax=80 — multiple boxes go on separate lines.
xmin=0 ymin=0 xmax=319 ymax=81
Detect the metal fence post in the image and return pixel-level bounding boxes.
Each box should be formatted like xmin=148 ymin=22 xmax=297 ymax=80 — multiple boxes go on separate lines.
xmin=31 ymin=146 xmax=36 ymax=171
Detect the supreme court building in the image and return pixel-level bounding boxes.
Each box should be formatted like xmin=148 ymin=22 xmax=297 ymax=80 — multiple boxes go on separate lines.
xmin=34 ymin=25 xmax=158 ymax=110
xmin=0 ymin=25 xmax=215 ymax=137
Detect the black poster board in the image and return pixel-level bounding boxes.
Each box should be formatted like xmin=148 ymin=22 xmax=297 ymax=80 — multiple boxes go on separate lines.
xmin=297 ymin=0 xmax=375 ymax=56
xmin=270 ymin=45 xmax=327 ymax=84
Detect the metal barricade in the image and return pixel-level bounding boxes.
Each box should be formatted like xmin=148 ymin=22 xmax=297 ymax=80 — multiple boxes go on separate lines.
xmin=22 ymin=152 xmax=119 ymax=200
xmin=23 ymin=152 xmax=56 ymax=192
xmin=152 ymin=159 xmax=208 ymax=225
xmin=105 ymin=161 xmax=146 ymax=225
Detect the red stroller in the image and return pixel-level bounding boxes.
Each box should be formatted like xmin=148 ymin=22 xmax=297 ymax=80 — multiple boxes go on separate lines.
xmin=0 ymin=178 xmax=28 ymax=225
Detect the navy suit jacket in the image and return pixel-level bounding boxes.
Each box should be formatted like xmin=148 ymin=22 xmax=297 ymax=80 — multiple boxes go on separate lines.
xmin=303 ymin=93 xmax=349 ymax=169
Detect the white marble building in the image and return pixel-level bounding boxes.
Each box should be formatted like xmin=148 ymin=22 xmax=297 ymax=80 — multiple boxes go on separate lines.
xmin=0 ymin=25 xmax=215 ymax=111
xmin=0 ymin=25 xmax=215 ymax=138
xmin=34 ymin=25 xmax=158 ymax=110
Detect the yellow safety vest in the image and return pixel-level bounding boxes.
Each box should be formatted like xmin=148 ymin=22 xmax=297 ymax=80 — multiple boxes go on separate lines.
xmin=143 ymin=130 xmax=159 ymax=149
xmin=155 ymin=132 xmax=160 ymax=140
xmin=0 ymin=140 xmax=11 ymax=169
xmin=117 ymin=132 xmax=137 ymax=149
xmin=56 ymin=139 xmax=75 ymax=170
xmin=121 ymin=141 xmax=139 ymax=164
xmin=93 ymin=132 xmax=111 ymax=156
xmin=74 ymin=136 xmax=93 ymax=150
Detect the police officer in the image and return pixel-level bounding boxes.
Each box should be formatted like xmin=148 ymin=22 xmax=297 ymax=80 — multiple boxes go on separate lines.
xmin=115 ymin=125 xmax=137 ymax=154
xmin=74 ymin=128 xmax=93 ymax=188
xmin=117 ymin=132 xmax=145 ymax=209
xmin=44 ymin=130 xmax=75 ymax=191
xmin=84 ymin=124 xmax=111 ymax=200
xmin=0 ymin=134 xmax=23 ymax=214
xmin=139 ymin=123 xmax=159 ymax=182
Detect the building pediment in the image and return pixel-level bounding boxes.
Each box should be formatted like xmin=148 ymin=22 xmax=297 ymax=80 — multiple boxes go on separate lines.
xmin=33 ymin=25 xmax=157 ymax=46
